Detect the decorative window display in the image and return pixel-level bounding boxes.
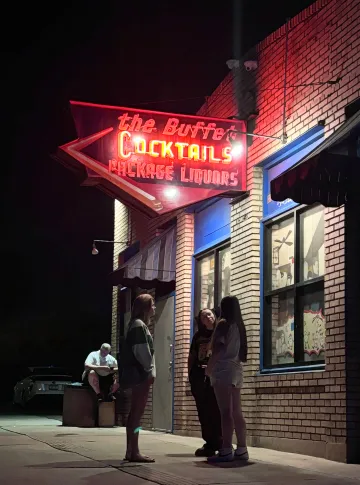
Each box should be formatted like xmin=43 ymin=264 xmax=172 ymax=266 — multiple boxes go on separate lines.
xmin=198 ymin=254 xmax=215 ymax=312
xmin=219 ymin=246 xmax=231 ymax=300
xmin=195 ymin=244 xmax=230 ymax=319
xmin=269 ymin=217 xmax=294 ymax=290
xmin=270 ymin=291 xmax=294 ymax=366
xmin=263 ymin=205 xmax=325 ymax=369
xmin=299 ymin=205 xmax=325 ymax=282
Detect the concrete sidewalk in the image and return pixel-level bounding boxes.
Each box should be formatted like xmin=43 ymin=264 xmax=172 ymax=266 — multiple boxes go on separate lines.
xmin=0 ymin=414 xmax=359 ymax=485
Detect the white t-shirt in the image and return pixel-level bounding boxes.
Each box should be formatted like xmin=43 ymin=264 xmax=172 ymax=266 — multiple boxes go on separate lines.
xmin=209 ymin=323 xmax=243 ymax=388
xmin=83 ymin=350 xmax=118 ymax=377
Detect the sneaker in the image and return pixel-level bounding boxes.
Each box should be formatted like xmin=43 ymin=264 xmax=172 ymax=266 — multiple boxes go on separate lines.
xmin=107 ymin=394 xmax=116 ymax=402
xmin=234 ymin=448 xmax=249 ymax=461
xmin=195 ymin=446 xmax=216 ymax=457
xmin=207 ymin=450 xmax=234 ymax=463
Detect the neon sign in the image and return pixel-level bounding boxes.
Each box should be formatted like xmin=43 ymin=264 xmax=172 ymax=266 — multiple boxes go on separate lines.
xmin=117 ymin=131 xmax=233 ymax=163
xmin=58 ymin=102 xmax=247 ymax=216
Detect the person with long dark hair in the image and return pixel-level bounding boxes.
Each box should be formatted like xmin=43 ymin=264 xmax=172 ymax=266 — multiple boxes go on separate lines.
xmin=120 ymin=294 xmax=156 ymax=463
xmin=188 ymin=308 xmax=222 ymax=457
xmin=206 ymin=296 xmax=248 ymax=463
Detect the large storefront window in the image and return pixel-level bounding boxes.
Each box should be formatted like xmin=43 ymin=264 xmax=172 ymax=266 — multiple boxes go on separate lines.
xmin=195 ymin=244 xmax=231 ymax=317
xmin=263 ymin=205 xmax=325 ymax=369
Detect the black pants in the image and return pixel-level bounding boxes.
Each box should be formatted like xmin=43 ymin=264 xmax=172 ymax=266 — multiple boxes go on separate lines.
xmin=190 ymin=369 xmax=222 ymax=451
xmin=83 ymin=371 xmax=114 ymax=395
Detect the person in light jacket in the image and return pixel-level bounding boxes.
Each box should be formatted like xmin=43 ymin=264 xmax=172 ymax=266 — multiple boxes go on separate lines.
xmin=120 ymin=294 xmax=156 ymax=463
xmin=206 ymin=296 xmax=248 ymax=463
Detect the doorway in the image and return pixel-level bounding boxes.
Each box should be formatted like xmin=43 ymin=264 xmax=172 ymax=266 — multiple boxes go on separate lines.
xmin=152 ymin=294 xmax=175 ymax=432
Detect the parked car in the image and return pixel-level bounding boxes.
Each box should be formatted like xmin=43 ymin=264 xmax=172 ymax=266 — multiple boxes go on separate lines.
xmin=13 ymin=367 xmax=73 ymax=407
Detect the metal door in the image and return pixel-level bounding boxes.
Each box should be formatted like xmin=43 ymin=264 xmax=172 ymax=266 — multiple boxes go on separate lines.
xmin=152 ymin=295 xmax=175 ymax=432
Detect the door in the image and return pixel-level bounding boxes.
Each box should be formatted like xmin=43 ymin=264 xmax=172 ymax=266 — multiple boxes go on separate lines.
xmin=152 ymin=294 xmax=175 ymax=432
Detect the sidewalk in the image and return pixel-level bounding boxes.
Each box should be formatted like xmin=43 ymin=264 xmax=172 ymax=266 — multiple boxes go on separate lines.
xmin=0 ymin=414 xmax=359 ymax=485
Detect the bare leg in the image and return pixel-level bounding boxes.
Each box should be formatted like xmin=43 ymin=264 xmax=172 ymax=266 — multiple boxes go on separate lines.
xmin=126 ymin=378 xmax=154 ymax=462
xmin=231 ymin=387 xmax=246 ymax=448
xmin=213 ymin=383 xmax=234 ymax=453
xmin=87 ymin=370 xmax=100 ymax=395
xmin=110 ymin=379 xmax=120 ymax=394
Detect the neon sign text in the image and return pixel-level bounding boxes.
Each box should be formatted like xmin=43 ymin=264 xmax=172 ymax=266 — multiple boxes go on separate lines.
xmin=118 ymin=113 xmax=236 ymax=141
xmin=109 ymin=159 xmax=238 ymax=187
xmin=118 ymin=131 xmax=232 ymax=164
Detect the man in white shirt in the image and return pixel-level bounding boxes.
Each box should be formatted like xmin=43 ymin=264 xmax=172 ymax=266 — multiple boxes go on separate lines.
xmin=83 ymin=343 xmax=119 ymax=402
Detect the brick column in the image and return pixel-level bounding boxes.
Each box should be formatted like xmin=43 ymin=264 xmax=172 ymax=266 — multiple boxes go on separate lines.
xmin=230 ymin=166 xmax=263 ymax=444
xmin=345 ymin=194 xmax=360 ymax=463
xmin=323 ymin=206 xmax=347 ymax=461
xmin=173 ymin=212 xmax=195 ymax=433
xmin=111 ymin=201 xmax=129 ymax=351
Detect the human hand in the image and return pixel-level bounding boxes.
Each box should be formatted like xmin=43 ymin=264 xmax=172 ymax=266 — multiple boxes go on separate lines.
xmin=100 ymin=366 xmax=111 ymax=373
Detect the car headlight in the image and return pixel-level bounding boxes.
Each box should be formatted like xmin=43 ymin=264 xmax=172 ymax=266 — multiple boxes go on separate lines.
xmin=36 ymin=384 xmax=46 ymax=391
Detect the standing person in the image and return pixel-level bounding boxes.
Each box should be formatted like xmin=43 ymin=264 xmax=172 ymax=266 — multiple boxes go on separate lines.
xmin=120 ymin=294 xmax=156 ymax=463
xmin=188 ymin=309 xmax=222 ymax=457
xmin=206 ymin=296 xmax=248 ymax=463
xmin=82 ymin=343 xmax=119 ymax=402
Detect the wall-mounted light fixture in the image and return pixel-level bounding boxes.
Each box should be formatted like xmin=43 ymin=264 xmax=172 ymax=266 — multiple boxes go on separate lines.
xmin=92 ymin=239 xmax=130 ymax=256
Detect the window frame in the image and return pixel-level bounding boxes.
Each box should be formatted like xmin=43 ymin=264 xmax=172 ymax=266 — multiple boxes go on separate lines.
xmin=262 ymin=204 xmax=325 ymax=372
xmin=194 ymin=240 xmax=231 ymax=320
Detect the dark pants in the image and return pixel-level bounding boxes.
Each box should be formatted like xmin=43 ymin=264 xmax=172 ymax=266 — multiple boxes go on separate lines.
xmin=83 ymin=372 xmax=114 ymax=395
xmin=190 ymin=368 xmax=222 ymax=451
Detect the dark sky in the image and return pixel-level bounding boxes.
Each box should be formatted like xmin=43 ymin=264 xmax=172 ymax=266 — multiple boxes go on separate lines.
xmin=2 ymin=0 xmax=313 ymax=375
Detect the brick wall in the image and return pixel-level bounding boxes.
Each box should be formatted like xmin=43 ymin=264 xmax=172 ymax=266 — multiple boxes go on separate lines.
xmin=345 ymin=188 xmax=360 ymax=464
xmin=111 ymin=200 xmax=129 ymax=352
xmin=196 ymin=0 xmax=360 ymax=462
xmin=173 ymin=212 xmax=196 ymax=434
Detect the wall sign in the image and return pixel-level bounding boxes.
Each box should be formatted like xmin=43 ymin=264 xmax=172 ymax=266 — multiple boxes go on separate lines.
xmin=59 ymin=101 xmax=246 ymax=216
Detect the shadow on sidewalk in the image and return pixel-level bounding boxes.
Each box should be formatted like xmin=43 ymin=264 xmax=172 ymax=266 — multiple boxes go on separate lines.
xmin=195 ymin=460 xmax=255 ymax=469
xmin=27 ymin=461 xmax=108 ymax=469
xmin=165 ymin=454 xmax=195 ymax=458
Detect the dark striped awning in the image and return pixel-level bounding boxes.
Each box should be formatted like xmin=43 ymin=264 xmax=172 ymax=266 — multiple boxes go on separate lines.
xmin=270 ymin=111 xmax=360 ymax=207
xmin=110 ymin=225 xmax=176 ymax=292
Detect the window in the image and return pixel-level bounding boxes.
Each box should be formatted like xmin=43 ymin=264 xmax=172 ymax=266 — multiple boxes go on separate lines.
xmin=194 ymin=243 xmax=231 ymax=319
xmin=263 ymin=205 xmax=325 ymax=369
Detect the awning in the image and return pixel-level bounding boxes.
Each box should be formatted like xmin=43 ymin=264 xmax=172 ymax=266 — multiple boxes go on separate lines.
xmin=110 ymin=225 xmax=176 ymax=292
xmin=270 ymin=111 xmax=360 ymax=207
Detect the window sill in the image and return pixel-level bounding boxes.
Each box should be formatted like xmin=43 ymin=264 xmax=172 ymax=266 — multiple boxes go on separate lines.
xmin=257 ymin=363 xmax=325 ymax=376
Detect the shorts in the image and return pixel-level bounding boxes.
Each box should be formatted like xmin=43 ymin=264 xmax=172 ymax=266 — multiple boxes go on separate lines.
xmin=83 ymin=371 xmax=115 ymax=393
xmin=209 ymin=365 xmax=243 ymax=389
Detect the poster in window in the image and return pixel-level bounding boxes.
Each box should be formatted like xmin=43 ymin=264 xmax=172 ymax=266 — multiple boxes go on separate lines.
xmin=300 ymin=206 xmax=324 ymax=282
xmin=303 ymin=309 xmax=325 ymax=359
xmin=270 ymin=218 xmax=294 ymax=291
xmin=199 ymin=255 xmax=215 ymax=311
xmin=219 ymin=247 xmax=231 ymax=300
xmin=271 ymin=292 xmax=294 ymax=365
xmin=275 ymin=317 xmax=294 ymax=362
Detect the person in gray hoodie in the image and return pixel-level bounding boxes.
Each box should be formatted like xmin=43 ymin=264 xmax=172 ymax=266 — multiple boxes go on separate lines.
xmin=120 ymin=293 xmax=156 ymax=463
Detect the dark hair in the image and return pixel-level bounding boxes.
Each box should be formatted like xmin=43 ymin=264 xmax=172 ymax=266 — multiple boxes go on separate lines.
xmin=220 ymin=296 xmax=248 ymax=363
xmin=131 ymin=294 xmax=154 ymax=325
xmin=195 ymin=308 xmax=216 ymax=334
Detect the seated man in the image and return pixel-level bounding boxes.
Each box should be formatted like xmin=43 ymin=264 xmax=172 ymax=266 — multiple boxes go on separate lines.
xmin=82 ymin=343 xmax=119 ymax=402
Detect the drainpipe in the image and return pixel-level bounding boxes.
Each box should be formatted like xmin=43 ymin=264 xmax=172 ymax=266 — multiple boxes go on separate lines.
xmin=233 ymin=0 xmax=243 ymax=117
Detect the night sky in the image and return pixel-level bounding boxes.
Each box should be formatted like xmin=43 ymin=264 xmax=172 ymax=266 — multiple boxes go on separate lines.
xmin=2 ymin=0 xmax=313 ymax=389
